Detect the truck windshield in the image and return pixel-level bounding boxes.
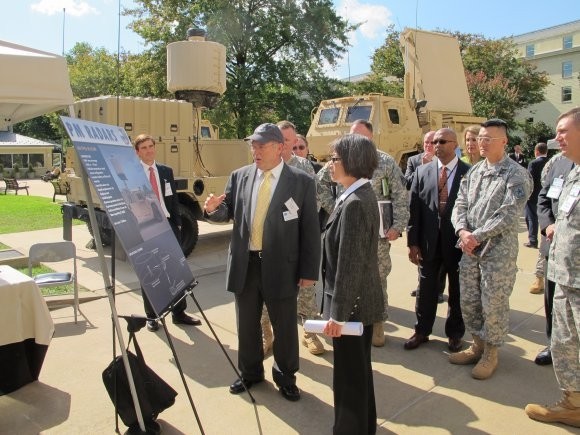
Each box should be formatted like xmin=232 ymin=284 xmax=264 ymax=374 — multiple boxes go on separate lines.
xmin=318 ymin=108 xmax=340 ymax=125
xmin=345 ymin=105 xmax=371 ymax=123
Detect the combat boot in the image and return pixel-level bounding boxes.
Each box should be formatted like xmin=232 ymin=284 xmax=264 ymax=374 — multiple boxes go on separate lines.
xmin=529 ymin=276 xmax=544 ymax=294
xmin=372 ymin=322 xmax=385 ymax=347
xmin=301 ymin=331 xmax=325 ymax=355
xmin=449 ymin=334 xmax=484 ymax=365
xmin=262 ymin=317 xmax=273 ymax=356
xmin=525 ymin=390 xmax=580 ymax=428
xmin=471 ymin=343 xmax=498 ymax=380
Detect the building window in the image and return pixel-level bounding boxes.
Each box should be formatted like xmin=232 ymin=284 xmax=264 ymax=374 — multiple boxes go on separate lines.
xmin=562 ymin=86 xmax=572 ymax=103
xmin=563 ymin=35 xmax=573 ymax=49
xmin=562 ymin=61 xmax=573 ymax=78
xmin=526 ymin=44 xmax=535 ymax=57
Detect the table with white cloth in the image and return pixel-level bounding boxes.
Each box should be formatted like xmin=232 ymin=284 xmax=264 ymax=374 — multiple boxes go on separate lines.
xmin=0 ymin=265 xmax=55 ymax=395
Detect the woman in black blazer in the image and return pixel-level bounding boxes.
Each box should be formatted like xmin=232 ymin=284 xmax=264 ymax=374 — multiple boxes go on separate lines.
xmin=322 ymin=134 xmax=384 ymax=434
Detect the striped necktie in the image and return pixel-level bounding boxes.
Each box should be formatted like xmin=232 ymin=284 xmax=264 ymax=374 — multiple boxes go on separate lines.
xmin=438 ymin=166 xmax=448 ymax=215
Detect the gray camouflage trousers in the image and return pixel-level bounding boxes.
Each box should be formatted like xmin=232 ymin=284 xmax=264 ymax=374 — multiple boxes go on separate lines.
xmin=377 ymin=238 xmax=391 ymax=320
xmin=551 ymin=283 xmax=580 ymax=391
xmin=459 ymin=253 xmax=517 ymax=346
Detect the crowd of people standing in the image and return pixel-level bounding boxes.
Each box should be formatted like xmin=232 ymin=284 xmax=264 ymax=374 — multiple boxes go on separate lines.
xmin=140 ymin=106 xmax=579 ymax=432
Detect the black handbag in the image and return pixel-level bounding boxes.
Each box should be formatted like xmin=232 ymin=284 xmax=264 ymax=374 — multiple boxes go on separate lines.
xmin=102 ymin=329 xmax=177 ymax=428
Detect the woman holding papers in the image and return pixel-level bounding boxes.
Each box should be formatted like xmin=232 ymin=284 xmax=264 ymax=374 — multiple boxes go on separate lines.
xmin=322 ymin=134 xmax=384 ymax=434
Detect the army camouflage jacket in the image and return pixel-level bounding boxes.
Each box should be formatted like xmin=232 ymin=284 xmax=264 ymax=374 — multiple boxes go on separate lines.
xmin=452 ymin=154 xmax=532 ymax=245
xmin=547 ymin=165 xmax=580 ymax=288
xmin=317 ymin=150 xmax=409 ymax=235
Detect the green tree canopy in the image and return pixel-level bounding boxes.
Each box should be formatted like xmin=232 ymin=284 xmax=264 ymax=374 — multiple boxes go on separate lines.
xmin=125 ymin=0 xmax=352 ymax=138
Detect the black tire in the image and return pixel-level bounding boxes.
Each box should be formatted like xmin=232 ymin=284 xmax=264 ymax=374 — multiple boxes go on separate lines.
xmin=178 ymin=203 xmax=198 ymax=257
xmin=86 ymin=220 xmax=113 ymax=246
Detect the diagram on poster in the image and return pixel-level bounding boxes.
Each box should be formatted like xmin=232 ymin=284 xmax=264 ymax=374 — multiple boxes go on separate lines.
xmin=61 ymin=116 xmax=194 ymax=316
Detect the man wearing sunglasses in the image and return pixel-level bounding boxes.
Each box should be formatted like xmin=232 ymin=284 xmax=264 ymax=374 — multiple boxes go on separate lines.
xmin=405 ymin=128 xmax=469 ymax=352
xmin=451 ymin=118 xmax=532 ymax=380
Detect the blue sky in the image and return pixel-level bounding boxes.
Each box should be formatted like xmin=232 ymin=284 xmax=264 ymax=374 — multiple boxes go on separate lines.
xmin=1 ymin=0 xmax=579 ymax=80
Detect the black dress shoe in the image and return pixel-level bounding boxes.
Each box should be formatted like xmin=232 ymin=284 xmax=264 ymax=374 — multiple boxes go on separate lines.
xmin=524 ymin=242 xmax=538 ymax=248
xmin=534 ymin=347 xmax=553 ymax=365
xmin=172 ymin=313 xmax=202 ymax=326
xmin=279 ymin=384 xmax=301 ymax=401
xmin=448 ymin=337 xmax=463 ymax=352
xmin=229 ymin=378 xmax=263 ymax=394
xmin=146 ymin=320 xmax=159 ymax=332
xmin=404 ymin=333 xmax=429 ymax=350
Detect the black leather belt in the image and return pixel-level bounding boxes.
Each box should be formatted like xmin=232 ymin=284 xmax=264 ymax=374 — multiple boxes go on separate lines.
xmin=249 ymin=250 xmax=263 ymax=259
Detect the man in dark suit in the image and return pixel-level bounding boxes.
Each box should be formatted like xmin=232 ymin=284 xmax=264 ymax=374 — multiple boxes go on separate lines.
xmin=524 ymin=142 xmax=548 ymax=248
xmin=405 ymin=130 xmax=446 ymax=302
xmin=405 ymin=128 xmax=469 ymax=351
xmin=534 ymin=153 xmax=575 ymax=365
xmin=509 ymin=144 xmax=527 ymax=167
xmin=203 ymin=123 xmax=320 ymax=402
xmin=134 ymin=134 xmax=201 ymax=332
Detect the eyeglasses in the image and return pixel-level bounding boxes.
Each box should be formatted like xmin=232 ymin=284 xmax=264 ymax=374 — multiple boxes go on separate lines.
xmin=293 ymin=145 xmax=306 ymax=151
xmin=330 ymin=157 xmax=342 ymax=163
xmin=476 ymin=136 xmax=503 ymax=144
xmin=433 ymin=139 xmax=456 ymax=145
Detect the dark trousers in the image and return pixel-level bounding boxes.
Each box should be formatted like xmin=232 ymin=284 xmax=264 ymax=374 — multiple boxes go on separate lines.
xmin=235 ymin=256 xmax=299 ymax=387
xmin=415 ymin=265 xmax=446 ymax=294
xmin=544 ymin=274 xmax=556 ymax=340
xmin=525 ymin=201 xmax=539 ymax=245
xmin=142 ymin=220 xmax=186 ymax=318
xmin=332 ymin=325 xmax=376 ymax=435
xmin=415 ymin=239 xmax=464 ymax=339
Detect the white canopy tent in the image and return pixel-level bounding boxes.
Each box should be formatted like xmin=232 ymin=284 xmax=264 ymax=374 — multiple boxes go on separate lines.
xmin=0 ymin=40 xmax=74 ymax=129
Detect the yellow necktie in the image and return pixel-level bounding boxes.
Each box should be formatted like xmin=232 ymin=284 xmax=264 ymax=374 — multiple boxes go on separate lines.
xmin=250 ymin=171 xmax=272 ymax=250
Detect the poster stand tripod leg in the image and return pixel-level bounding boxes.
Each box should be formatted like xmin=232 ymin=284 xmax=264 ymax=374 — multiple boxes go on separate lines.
xmin=180 ymin=285 xmax=257 ymax=403
xmin=78 ymin=164 xmax=149 ymax=434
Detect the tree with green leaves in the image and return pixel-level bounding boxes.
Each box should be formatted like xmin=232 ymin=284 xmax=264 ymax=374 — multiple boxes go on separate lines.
xmin=125 ymin=0 xmax=352 ymax=138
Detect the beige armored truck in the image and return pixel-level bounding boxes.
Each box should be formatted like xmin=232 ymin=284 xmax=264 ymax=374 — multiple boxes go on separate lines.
xmin=307 ymin=28 xmax=485 ymax=167
xmin=64 ymin=29 xmax=250 ymax=256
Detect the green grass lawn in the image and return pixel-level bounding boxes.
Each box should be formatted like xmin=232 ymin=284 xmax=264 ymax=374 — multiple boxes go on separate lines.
xmin=0 ymin=195 xmax=80 ymax=234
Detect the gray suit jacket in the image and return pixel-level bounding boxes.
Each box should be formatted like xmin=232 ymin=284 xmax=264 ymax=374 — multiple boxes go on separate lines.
xmin=405 ymin=153 xmax=423 ymax=189
xmin=321 ymin=183 xmax=383 ymax=325
xmin=206 ymin=163 xmax=321 ymax=299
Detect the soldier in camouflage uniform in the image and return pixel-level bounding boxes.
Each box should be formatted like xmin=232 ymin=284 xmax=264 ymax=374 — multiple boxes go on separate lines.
xmin=318 ymin=119 xmax=409 ymax=347
xmin=260 ymin=120 xmax=325 ymax=356
xmin=526 ymin=107 xmax=580 ymax=428
xmin=451 ymin=118 xmax=532 ymax=380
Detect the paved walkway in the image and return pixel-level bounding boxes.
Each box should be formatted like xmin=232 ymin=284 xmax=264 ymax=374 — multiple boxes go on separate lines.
xmin=0 ymin=181 xmax=573 ymax=434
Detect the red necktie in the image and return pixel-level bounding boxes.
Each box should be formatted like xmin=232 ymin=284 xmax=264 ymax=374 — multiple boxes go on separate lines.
xmin=149 ymin=166 xmax=160 ymax=200
xmin=438 ymin=166 xmax=448 ymax=215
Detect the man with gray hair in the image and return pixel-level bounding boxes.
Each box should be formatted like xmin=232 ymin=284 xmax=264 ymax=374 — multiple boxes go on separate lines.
xmin=526 ymin=107 xmax=580 ymax=428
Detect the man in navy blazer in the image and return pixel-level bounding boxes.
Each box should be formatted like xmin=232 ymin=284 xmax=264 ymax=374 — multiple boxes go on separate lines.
xmin=405 ymin=128 xmax=469 ymax=351
xmin=523 ymin=142 xmax=548 ymax=248
xmin=134 ymin=134 xmax=201 ymax=331
xmin=204 ymin=123 xmax=320 ymax=402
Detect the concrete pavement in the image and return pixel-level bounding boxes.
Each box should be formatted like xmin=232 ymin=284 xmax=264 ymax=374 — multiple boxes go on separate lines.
xmin=0 ymin=180 xmax=573 ymax=434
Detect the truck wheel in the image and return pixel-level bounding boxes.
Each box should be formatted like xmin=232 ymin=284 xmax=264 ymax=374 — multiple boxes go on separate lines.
xmin=178 ymin=204 xmax=198 ymax=257
xmin=86 ymin=221 xmax=113 ymax=246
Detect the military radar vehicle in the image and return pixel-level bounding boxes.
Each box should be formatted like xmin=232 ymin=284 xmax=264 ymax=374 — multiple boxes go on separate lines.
xmin=307 ymin=28 xmax=485 ymax=167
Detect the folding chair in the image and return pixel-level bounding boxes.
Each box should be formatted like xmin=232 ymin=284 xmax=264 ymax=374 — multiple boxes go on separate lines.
xmin=28 ymin=241 xmax=79 ymax=323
